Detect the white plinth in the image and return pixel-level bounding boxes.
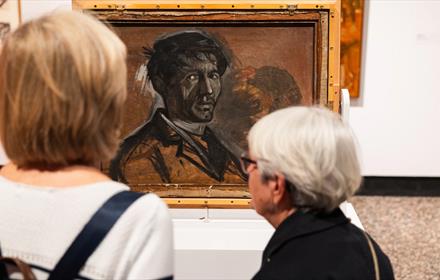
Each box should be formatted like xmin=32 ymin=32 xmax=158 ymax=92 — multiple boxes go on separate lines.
xmin=171 ymin=209 xmax=273 ymax=280
xmin=171 ymin=204 xmax=362 ymax=280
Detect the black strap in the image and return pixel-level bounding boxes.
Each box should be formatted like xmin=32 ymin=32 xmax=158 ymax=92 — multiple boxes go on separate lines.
xmin=0 ymin=244 xmax=8 ymax=280
xmin=48 ymin=190 xmax=144 ymax=280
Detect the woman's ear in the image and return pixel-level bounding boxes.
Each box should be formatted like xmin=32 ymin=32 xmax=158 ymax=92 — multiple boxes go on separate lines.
xmin=270 ymin=173 xmax=288 ymax=205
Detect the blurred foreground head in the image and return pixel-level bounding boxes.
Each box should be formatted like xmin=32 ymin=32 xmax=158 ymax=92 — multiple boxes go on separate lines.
xmin=0 ymin=11 xmax=127 ymax=170
xmin=247 ymin=106 xmax=361 ymax=215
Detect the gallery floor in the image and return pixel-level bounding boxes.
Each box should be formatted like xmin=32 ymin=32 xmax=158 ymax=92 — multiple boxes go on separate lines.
xmin=350 ymin=196 xmax=440 ymax=280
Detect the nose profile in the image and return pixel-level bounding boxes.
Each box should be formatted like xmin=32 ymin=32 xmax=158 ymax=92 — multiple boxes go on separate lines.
xmin=202 ymin=74 xmax=213 ymax=95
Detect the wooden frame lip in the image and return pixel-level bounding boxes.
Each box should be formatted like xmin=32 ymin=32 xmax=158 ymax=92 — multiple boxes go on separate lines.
xmin=164 ymin=198 xmax=252 ymax=208
xmin=74 ymin=1 xmax=337 ymax=11
xmin=94 ymin=13 xmax=324 ymax=22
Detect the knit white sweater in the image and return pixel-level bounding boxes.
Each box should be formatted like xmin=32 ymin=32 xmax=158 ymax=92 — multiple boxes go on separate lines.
xmin=0 ymin=176 xmax=174 ymax=279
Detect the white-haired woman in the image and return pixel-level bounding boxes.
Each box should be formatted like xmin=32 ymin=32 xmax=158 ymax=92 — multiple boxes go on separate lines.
xmin=241 ymin=107 xmax=394 ymax=279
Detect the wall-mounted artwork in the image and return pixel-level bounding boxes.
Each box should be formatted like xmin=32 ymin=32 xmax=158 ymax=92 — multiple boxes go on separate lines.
xmin=74 ymin=1 xmax=341 ymax=206
xmin=0 ymin=0 xmax=20 ymax=41
xmin=341 ymin=0 xmax=365 ymax=98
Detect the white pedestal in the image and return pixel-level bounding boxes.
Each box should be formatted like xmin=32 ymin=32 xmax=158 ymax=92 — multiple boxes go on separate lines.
xmin=171 ymin=204 xmax=362 ymax=280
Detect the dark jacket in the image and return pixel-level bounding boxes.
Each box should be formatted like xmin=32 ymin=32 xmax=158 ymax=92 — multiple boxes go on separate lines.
xmin=109 ymin=108 xmax=245 ymax=184
xmin=252 ymin=209 xmax=394 ymax=280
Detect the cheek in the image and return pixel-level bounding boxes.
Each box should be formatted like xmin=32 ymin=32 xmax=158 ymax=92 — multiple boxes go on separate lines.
xmin=248 ymin=173 xmax=261 ymax=208
xmin=212 ymin=81 xmax=221 ymax=97
xmin=248 ymin=174 xmax=273 ymax=216
xmin=180 ymin=82 xmax=197 ymax=100
xmin=251 ymin=193 xmax=266 ymax=215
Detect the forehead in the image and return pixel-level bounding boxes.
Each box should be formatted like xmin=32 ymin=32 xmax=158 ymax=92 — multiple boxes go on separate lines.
xmin=176 ymin=52 xmax=218 ymax=73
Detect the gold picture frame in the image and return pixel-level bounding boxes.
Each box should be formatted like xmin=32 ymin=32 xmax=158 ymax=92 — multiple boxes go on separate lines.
xmin=74 ymin=1 xmax=341 ymax=208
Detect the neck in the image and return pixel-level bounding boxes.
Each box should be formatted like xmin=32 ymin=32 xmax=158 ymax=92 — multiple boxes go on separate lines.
xmin=267 ymin=207 xmax=296 ymax=229
xmin=0 ymin=162 xmax=110 ymax=188
xmin=172 ymin=118 xmax=207 ymax=136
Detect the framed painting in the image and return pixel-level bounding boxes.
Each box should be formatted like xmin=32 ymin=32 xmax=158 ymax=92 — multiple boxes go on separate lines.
xmin=74 ymin=1 xmax=341 ymax=207
xmin=0 ymin=0 xmax=21 ymax=41
xmin=341 ymin=0 xmax=364 ymax=98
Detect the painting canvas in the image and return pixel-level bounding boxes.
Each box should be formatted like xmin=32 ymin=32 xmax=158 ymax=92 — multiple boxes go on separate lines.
xmin=110 ymin=24 xmax=314 ymax=194
xmin=74 ymin=3 xmax=340 ymax=203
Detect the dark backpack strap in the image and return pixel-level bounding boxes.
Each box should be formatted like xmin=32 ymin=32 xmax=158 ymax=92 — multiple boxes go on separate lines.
xmin=0 ymin=245 xmax=8 ymax=280
xmin=48 ymin=190 xmax=144 ymax=280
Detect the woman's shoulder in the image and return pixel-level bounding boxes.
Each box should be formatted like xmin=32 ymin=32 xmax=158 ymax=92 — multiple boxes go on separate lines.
xmin=86 ymin=189 xmax=173 ymax=279
xmin=124 ymin=190 xmax=169 ymax=216
xmin=77 ymin=186 xmax=173 ymax=279
xmin=129 ymin=192 xmax=170 ymax=227
xmin=104 ymin=187 xmax=172 ymax=235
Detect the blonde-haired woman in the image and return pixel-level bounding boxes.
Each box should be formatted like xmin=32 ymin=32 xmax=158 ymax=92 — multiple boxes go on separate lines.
xmin=242 ymin=107 xmax=394 ymax=279
xmin=0 ymin=11 xmax=173 ymax=279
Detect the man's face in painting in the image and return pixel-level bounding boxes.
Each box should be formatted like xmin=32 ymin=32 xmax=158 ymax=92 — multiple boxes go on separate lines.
xmin=164 ymin=52 xmax=222 ymax=123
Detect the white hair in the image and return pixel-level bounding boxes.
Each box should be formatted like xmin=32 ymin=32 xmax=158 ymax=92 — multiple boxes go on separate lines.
xmin=248 ymin=106 xmax=361 ymax=213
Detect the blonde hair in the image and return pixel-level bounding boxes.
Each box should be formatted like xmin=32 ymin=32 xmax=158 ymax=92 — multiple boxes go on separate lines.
xmin=248 ymin=106 xmax=361 ymax=213
xmin=0 ymin=11 xmax=127 ymax=169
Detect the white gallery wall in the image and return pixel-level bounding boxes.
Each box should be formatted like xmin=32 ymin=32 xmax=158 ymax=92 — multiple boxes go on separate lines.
xmin=350 ymin=0 xmax=440 ymax=177
xmin=2 ymin=0 xmax=439 ymax=177
xmin=20 ymin=0 xmax=71 ymax=20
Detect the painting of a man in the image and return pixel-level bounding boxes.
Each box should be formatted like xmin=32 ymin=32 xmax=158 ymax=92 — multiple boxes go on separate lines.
xmin=110 ymin=30 xmax=246 ymax=184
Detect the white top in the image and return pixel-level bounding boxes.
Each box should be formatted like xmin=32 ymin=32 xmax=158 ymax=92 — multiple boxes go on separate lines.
xmin=0 ymin=176 xmax=174 ymax=280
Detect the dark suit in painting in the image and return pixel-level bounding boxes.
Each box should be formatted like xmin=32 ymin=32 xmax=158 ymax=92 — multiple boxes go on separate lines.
xmin=110 ymin=108 xmax=244 ymax=184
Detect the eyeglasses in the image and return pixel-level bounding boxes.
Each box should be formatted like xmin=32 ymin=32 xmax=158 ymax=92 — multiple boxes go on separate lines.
xmin=240 ymin=153 xmax=258 ymax=175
